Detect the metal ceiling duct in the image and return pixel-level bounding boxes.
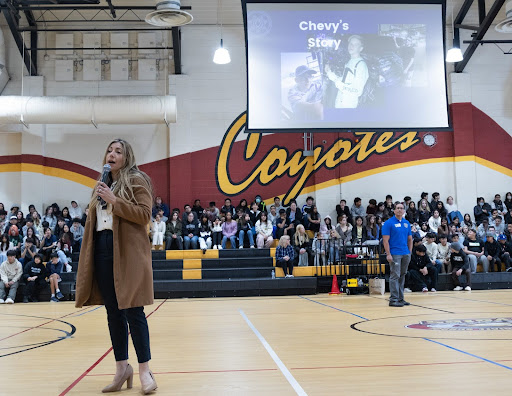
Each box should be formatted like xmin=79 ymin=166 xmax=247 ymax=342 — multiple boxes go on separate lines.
xmin=496 ymin=0 xmax=512 ymax=32
xmin=146 ymin=1 xmax=193 ymax=27
xmin=0 ymin=95 xmax=177 ymax=126
xmin=0 ymin=28 xmax=10 ymax=95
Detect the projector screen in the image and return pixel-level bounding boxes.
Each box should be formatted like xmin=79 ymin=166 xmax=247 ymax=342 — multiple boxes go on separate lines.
xmin=242 ymin=0 xmax=450 ymax=132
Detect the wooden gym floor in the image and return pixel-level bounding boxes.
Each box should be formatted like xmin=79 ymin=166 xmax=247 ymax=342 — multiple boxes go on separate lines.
xmin=2 ymin=290 xmax=512 ymax=395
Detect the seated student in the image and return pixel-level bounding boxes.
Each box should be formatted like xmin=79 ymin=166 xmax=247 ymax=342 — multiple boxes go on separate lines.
xmin=221 ymin=212 xmax=238 ymax=249
xmin=375 ymin=202 xmax=386 ymax=220
xmin=484 ymin=232 xmax=502 ymax=272
xmin=182 ymin=204 xmax=196 ymax=224
xmin=301 ymin=196 xmax=314 ymax=228
xmin=221 ymin=198 xmax=236 ymax=218
xmin=22 ymin=226 xmax=39 ymax=250
xmin=366 ymin=199 xmax=377 ymax=216
xmin=254 ymin=195 xmax=266 ymax=213
xmin=39 ymin=227 xmax=57 ymax=262
xmin=351 ymin=197 xmax=367 ymax=220
xmin=273 ymin=197 xmax=286 ymax=214
xmin=249 ymin=202 xmax=262 ymax=225
xmin=327 ymin=228 xmax=342 ymax=264
xmin=307 ymin=205 xmax=321 ymax=234
xmin=423 ymin=232 xmax=442 ymax=274
xmin=81 ymin=206 xmax=89 ymax=227
xmin=463 ymin=229 xmax=489 ymax=273
xmin=293 ymin=224 xmax=312 ymax=266
xmin=69 ymin=200 xmax=83 ymax=221
xmin=166 ymin=211 xmax=183 ymax=250
xmin=61 ymin=207 xmax=72 ymax=228
xmin=445 ymin=196 xmax=463 ymax=224
xmin=507 ymin=223 xmax=512 ymax=242
xmin=0 ymin=234 xmax=14 ymax=264
xmin=336 ymin=215 xmax=352 ymax=247
xmin=336 ymin=199 xmax=352 ymax=224
xmin=286 ymin=201 xmax=303 ymax=235
xmin=505 ymin=207 xmax=512 ymax=226
xmin=0 ymin=250 xmax=23 ymax=304
xmin=408 ymin=244 xmax=438 ymax=292
xmin=42 ymin=206 xmax=57 ymax=231
xmin=22 ymin=253 xmax=48 ymax=303
xmin=366 ymin=215 xmax=381 ymax=248
xmin=267 ymin=205 xmax=278 ymax=236
xmin=255 ymin=212 xmax=274 ymax=249
xmin=383 ymin=196 xmax=395 ymax=220
xmin=205 ymin=201 xmax=220 ymax=222
xmin=410 ymin=223 xmax=421 ymax=241
xmin=477 ymin=218 xmax=490 ymax=242
xmin=434 ymin=201 xmax=447 ymax=219
xmin=418 ymin=222 xmax=429 ymax=240
xmin=235 ymin=199 xmax=250 ymax=216
xmin=8 ymin=224 xmax=23 ymax=254
xmin=275 ymin=235 xmax=295 ymax=278
xmin=19 ymin=237 xmax=37 ymax=266
xmin=198 ymin=214 xmax=213 ymax=253
xmin=183 ymin=212 xmax=200 ymax=250
xmin=16 ymin=211 xmax=26 ymax=229
xmin=418 ymin=199 xmax=431 ymax=225
xmin=47 ymin=252 xmax=64 ymax=302
xmin=152 ymin=196 xmax=170 ymax=219
xmin=0 ymin=209 xmax=7 ymax=233
xmin=54 ymin=217 xmax=66 ymax=240
xmin=406 ymin=201 xmax=418 ymax=224
xmin=276 ymin=209 xmax=291 ymax=240
xmin=450 ymin=242 xmax=472 ymax=291
xmin=351 ymin=216 xmax=368 ymax=246
xmin=493 ymin=216 xmax=505 ymax=236
xmin=436 ymin=234 xmax=451 ymax=273
xmin=70 ymin=218 xmax=84 ymax=252
xmin=497 ymin=234 xmax=512 ymax=271
xmin=151 ymin=214 xmax=166 ymax=250
xmin=237 ymin=213 xmax=255 ymax=249
xmin=211 ymin=216 xmax=223 ymax=250
xmin=437 ymin=217 xmax=449 ymax=236
xmin=56 ymin=227 xmax=73 ymax=272
xmin=428 ymin=210 xmax=442 ymax=233
xmin=192 ymin=199 xmax=204 ymax=218
xmin=474 ymin=197 xmax=491 ymax=226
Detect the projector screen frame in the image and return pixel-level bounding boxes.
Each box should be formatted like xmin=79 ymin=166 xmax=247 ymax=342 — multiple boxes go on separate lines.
xmin=241 ymin=0 xmax=453 ymax=133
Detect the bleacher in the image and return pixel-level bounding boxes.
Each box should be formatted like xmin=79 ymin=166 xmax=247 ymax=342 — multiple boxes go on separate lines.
xmin=13 ymin=246 xmax=512 ymax=302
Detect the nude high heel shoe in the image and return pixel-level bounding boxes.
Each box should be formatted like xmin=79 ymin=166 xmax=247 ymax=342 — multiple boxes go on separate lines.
xmin=141 ymin=371 xmax=158 ymax=394
xmin=102 ymin=364 xmax=133 ymax=393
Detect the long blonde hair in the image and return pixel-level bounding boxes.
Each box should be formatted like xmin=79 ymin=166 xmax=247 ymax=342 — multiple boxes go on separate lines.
xmin=294 ymin=224 xmax=309 ymax=245
xmin=90 ymin=138 xmax=153 ymax=209
xmin=277 ymin=235 xmax=290 ymax=248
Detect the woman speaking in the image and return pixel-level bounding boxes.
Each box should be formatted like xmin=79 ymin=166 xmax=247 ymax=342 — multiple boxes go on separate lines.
xmin=75 ymin=139 xmax=157 ymax=394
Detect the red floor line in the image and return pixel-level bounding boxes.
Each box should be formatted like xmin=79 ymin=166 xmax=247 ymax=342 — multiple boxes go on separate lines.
xmin=59 ymin=299 xmax=168 ymax=396
xmin=0 ymin=306 xmax=89 ymax=342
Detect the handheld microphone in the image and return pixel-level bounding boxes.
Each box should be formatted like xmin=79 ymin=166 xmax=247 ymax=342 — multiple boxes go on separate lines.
xmin=97 ymin=163 xmax=111 ymax=207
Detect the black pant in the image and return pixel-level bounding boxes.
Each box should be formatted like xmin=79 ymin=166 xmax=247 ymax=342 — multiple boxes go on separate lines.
xmin=451 ymin=267 xmax=472 ymax=287
xmin=165 ymin=235 xmax=183 ymax=250
xmin=500 ymin=253 xmax=511 ymax=270
xmin=94 ymin=230 xmax=151 ymax=363
xmin=212 ymin=231 xmax=222 ymax=246
xmin=408 ymin=266 xmax=438 ymax=291
xmin=24 ymin=279 xmax=46 ymax=299
xmin=277 ymin=258 xmax=294 ymax=275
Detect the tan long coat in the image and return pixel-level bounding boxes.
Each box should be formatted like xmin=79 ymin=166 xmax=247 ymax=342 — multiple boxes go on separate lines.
xmin=75 ymin=178 xmax=154 ymax=310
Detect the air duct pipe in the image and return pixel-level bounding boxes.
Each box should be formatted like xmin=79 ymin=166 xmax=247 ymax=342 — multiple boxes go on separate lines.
xmin=0 ymin=27 xmax=10 ymax=94
xmin=0 ymin=95 xmax=177 ymax=126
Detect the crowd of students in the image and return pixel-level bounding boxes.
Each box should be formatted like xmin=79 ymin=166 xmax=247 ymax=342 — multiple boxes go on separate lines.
xmin=1 ymin=191 xmax=511 ymax=302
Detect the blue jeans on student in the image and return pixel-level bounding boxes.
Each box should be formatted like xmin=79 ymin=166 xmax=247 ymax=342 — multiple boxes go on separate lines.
xmin=239 ymin=230 xmax=254 ymax=247
xmin=222 ymin=235 xmax=237 ymax=249
xmin=94 ymin=230 xmax=151 ymax=363
xmin=184 ymin=235 xmax=199 ymax=249
xmin=434 ymin=259 xmax=443 ymax=274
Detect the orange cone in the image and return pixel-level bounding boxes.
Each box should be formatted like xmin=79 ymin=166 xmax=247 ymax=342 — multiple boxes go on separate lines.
xmin=329 ymin=274 xmax=342 ymax=295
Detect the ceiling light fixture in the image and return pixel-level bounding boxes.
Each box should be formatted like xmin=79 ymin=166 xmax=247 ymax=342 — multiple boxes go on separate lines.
xmin=213 ymin=0 xmax=231 ymax=64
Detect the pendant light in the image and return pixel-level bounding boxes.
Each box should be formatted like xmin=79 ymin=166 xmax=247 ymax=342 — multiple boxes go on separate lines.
xmin=213 ymin=0 xmax=231 ymax=64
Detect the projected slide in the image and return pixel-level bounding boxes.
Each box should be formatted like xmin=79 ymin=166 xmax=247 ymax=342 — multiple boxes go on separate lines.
xmin=244 ymin=2 xmax=449 ymax=131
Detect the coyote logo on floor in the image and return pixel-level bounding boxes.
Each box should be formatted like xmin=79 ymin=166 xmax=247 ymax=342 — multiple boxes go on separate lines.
xmin=406 ymin=318 xmax=512 ymax=331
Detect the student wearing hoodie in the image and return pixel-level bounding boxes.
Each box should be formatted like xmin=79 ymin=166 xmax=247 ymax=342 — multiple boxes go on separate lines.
xmin=497 ymin=234 xmax=512 ymax=271
xmin=450 ymin=242 xmax=471 ymax=291
xmin=484 ymin=233 xmax=502 ymax=272
xmin=408 ymin=244 xmax=438 ymax=292
xmin=221 ymin=212 xmax=238 ymax=249
xmin=0 ymin=250 xmax=23 ymax=303
xmin=22 ymin=253 xmax=48 ymax=303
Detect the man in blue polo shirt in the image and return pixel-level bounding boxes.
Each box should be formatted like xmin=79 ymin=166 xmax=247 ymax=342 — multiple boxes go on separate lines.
xmin=382 ymin=202 xmax=413 ymax=307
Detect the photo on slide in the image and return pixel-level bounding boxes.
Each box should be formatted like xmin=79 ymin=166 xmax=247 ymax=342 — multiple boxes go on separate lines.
xmin=281 ymin=52 xmax=324 ymax=121
xmin=378 ymin=24 xmax=428 ymax=88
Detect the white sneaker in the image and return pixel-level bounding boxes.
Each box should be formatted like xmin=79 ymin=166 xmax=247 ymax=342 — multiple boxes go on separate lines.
xmin=285 ymin=274 xmax=291 ymax=278
xmin=250 ymin=245 xmax=255 ymax=249
xmin=0 ymin=299 xmax=4 ymax=304
xmin=213 ymin=245 xmax=218 ymax=250
xmin=404 ymin=288 xmax=412 ymax=293
xmin=422 ymin=287 xmax=428 ymax=293
xmin=289 ymin=274 xmax=294 ymax=278
xmin=464 ymin=286 xmax=472 ymax=291
xmin=430 ymin=288 xmax=437 ymax=292
xmin=5 ymin=298 xmax=14 ymax=304
xmin=218 ymin=245 xmax=223 ymax=250
xmin=453 ymin=286 xmax=463 ymax=291
xmin=239 ymin=245 xmax=243 ymax=249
